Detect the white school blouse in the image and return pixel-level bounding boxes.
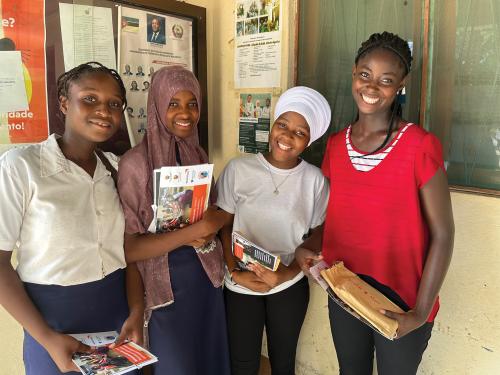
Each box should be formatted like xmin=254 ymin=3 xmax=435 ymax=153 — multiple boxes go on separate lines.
xmin=0 ymin=134 xmax=126 ymax=286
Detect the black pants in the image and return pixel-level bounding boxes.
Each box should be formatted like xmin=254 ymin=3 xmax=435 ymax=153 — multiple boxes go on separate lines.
xmin=224 ymin=277 xmax=309 ymax=375
xmin=328 ymin=299 xmax=433 ymax=375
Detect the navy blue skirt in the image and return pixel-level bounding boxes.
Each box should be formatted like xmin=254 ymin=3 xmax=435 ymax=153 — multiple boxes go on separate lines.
xmin=148 ymin=246 xmax=230 ymax=375
xmin=23 ymin=269 xmax=138 ymax=375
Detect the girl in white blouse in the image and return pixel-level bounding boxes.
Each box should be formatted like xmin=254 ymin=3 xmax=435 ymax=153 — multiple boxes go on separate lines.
xmin=0 ymin=62 xmax=142 ymax=374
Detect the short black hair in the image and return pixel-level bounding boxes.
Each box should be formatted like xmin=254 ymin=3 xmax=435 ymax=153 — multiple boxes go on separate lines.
xmin=57 ymin=61 xmax=127 ymax=111
xmin=355 ymin=31 xmax=412 ymax=76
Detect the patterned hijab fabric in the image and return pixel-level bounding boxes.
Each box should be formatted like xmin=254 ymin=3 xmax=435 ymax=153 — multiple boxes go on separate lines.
xmin=273 ymin=86 xmax=332 ymax=145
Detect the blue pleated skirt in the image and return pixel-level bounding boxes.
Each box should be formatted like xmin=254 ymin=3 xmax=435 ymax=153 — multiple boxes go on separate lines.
xmin=23 ymin=268 xmax=138 ymax=375
xmin=148 ymin=246 xmax=230 ymax=375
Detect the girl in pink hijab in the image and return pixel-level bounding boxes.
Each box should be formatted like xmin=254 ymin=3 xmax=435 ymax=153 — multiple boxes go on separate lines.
xmin=117 ymin=66 xmax=230 ymax=375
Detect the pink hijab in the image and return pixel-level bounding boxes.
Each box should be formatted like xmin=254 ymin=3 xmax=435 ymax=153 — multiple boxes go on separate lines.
xmin=118 ymin=66 xmax=224 ymax=331
xmin=120 ymin=66 xmax=211 ymax=233
xmin=146 ymin=65 xmax=208 ymax=171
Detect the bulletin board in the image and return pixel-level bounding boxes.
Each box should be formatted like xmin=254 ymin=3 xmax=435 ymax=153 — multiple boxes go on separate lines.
xmin=1 ymin=0 xmax=208 ymax=155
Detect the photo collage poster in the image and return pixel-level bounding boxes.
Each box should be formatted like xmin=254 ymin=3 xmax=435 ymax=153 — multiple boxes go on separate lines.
xmin=238 ymin=92 xmax=271 ymax=154
xmin=234 ymin=0 xmax=282 ymax=88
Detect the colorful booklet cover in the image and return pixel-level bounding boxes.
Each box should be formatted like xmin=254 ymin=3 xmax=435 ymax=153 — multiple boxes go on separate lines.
xmin=153 ymin=164 xmax=213 ymax=233
xmin=71 ymin=331 xmax=157 ymax=375
xmin=232 ymin=231 xmax=280 ymax=271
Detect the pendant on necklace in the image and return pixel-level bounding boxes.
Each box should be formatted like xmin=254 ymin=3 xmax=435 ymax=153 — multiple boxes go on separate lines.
xmin=273 ymin=189 xmax=279 ymax=195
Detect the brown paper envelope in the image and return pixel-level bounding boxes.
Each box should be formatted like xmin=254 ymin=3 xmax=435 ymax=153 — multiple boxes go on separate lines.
xmin=321 ymin=262 xmax=404 ymax=339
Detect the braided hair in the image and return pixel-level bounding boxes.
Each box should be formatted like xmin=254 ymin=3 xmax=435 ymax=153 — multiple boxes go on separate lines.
xmin=353 ymin=32 xmax=412 ymax=156
xmin=355 ymin=32 xmax=412 ymax=76
xmin=56 ymin=61 xmax=127 ymax=112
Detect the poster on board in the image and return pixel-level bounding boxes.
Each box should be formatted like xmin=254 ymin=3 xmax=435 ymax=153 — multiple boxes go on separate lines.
xmin=238 ymin=93 xmax=271 ymax=154
xmin=234 ymin=0 xmax=281 ymax=89
xmin=59 ymin=3 xmax=116 ymax=71
xmin=119 ymin=6 xmax=194 ymax=146
xmin=0 ymin=0 xmax=48 ymax=146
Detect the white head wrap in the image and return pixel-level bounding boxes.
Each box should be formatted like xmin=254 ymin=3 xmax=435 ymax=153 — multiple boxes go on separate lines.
xmin=273 ymin=86 xmax=331 ymax=145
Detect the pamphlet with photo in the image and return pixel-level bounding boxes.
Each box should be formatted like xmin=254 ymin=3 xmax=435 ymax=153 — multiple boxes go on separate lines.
xmin=232 ymin=231 xmax=280 ymax=271
xmin=71 ymin=331 xmax=157 ymax=375
xmin=154 ymin=164 xmax=213 ymax=233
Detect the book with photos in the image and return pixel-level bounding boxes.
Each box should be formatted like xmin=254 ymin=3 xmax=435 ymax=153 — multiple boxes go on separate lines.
xmin=153 ymin=164 xmax=213 ymax=233
xmin=309 ymin=261 xmax=404 ymax=340
xmin=71 ymin=331 xmax=157 ymax=375
xmin=232 ymin=231 xmax=280 ymax=271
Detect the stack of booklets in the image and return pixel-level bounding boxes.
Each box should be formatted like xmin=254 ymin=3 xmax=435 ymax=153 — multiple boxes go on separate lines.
xmin=232 ymin=231 xmax=280 ymax=271
xmin=153 ymin=164 xmax=213 ymax=232
xmin=310 ymin=261 xmax=404 ymax=340
xmin=71 ymin=331 xmax=157 ymax=375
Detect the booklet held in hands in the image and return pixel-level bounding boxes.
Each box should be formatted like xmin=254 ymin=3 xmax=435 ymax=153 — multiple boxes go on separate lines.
xmin=71 ymin=331 xmax=157 ymax=375
xmin=153 ymin=164 xmax=213 ymax=233
xmin=232 ymin=231 xmax=280 ymax=271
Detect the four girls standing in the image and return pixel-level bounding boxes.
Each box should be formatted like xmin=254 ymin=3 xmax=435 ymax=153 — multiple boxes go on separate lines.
xmin=0 ymin=30 xmax=454 ymax=375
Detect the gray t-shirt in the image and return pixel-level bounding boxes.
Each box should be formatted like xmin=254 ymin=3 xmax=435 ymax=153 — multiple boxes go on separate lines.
xmin=216 ymin=153 xmax=329 ymax=295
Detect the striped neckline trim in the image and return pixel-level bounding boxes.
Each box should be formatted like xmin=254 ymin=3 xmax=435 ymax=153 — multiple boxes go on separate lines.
xmin=346 ymin=123 xmax=414 ymax=172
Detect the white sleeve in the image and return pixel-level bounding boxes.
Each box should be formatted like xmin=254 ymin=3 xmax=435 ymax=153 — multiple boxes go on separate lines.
xmin=215 ymin=160 xmax=238 ymax=214
xmin=0 ymin=157 xmax=27 ymax=251
xmin=311 ymin=174 xmax=330 ymax=228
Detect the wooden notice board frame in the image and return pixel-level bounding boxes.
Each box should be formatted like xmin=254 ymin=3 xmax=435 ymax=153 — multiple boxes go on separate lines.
xmin=45 ymin=0 xmax=208 ymax=155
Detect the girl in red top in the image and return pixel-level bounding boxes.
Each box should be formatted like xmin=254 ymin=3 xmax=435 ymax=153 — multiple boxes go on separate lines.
xmin=296 ymin=32 xmax=454 ymax=375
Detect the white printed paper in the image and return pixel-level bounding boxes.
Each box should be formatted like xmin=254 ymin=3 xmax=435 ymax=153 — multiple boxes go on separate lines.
xmin=234 ymin=0 xmax=282 ymax=88
xmin=59 ymin=3 xmax=116 ymax=71
xmin=69 ymin=331 xmax=118 ymax=347
xmin=0 ymin=51 xmax=28 ymax=112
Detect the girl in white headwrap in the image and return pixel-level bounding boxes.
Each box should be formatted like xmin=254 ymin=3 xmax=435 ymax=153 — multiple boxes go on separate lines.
xmin=216 ymin=86 xmax=331 ymax=375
